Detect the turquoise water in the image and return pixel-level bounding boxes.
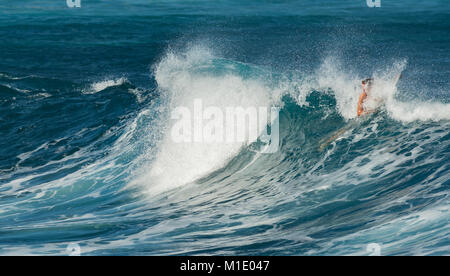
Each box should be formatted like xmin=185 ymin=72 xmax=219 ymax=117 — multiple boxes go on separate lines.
xmin=0 ymin=0 xmax=449 ymax=255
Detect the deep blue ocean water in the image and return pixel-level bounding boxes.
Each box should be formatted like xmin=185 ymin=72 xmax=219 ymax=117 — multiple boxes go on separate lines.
xmin=0 ymin=0 xmax=449 ymax=255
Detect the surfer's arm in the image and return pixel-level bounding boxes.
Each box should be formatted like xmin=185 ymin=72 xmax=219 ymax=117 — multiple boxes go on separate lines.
xmin=357 ymin=91 xmax=367 ymax=117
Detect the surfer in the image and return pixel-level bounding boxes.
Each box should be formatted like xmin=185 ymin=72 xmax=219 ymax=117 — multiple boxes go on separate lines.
xmin=357 ymin=78 xmax=373 ymax=117
xmin=321 ymin=74 xmax=402 ymax=151
xmin=357 ymin=73 xmax=402 ymax=117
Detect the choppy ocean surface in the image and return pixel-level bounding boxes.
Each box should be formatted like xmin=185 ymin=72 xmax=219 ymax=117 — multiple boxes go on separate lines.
xmin=0 ymin=0 xmax=449 ymax=255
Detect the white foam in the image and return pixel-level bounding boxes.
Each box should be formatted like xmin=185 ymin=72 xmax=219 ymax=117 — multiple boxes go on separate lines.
xmin=315 ymin=56 xmax=362 ymax=119
xmin=2 ymin=83 xmax=31 ymax=93
xmin=135 ymin=46 xmax=278 ymax=193
xmin=83 ymin=77 xmax=128 ymax=94
xmin=385 ymin=99 xmax=450 ymax=122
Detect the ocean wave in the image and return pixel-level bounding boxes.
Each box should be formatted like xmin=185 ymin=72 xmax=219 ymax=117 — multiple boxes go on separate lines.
xmin=130 ymin=46 xmax=450 ymax=195
xmin=1 ymin=45 xmax=448 ymax=256
xmin=83 ymin=77 xmax=129 ymax=94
